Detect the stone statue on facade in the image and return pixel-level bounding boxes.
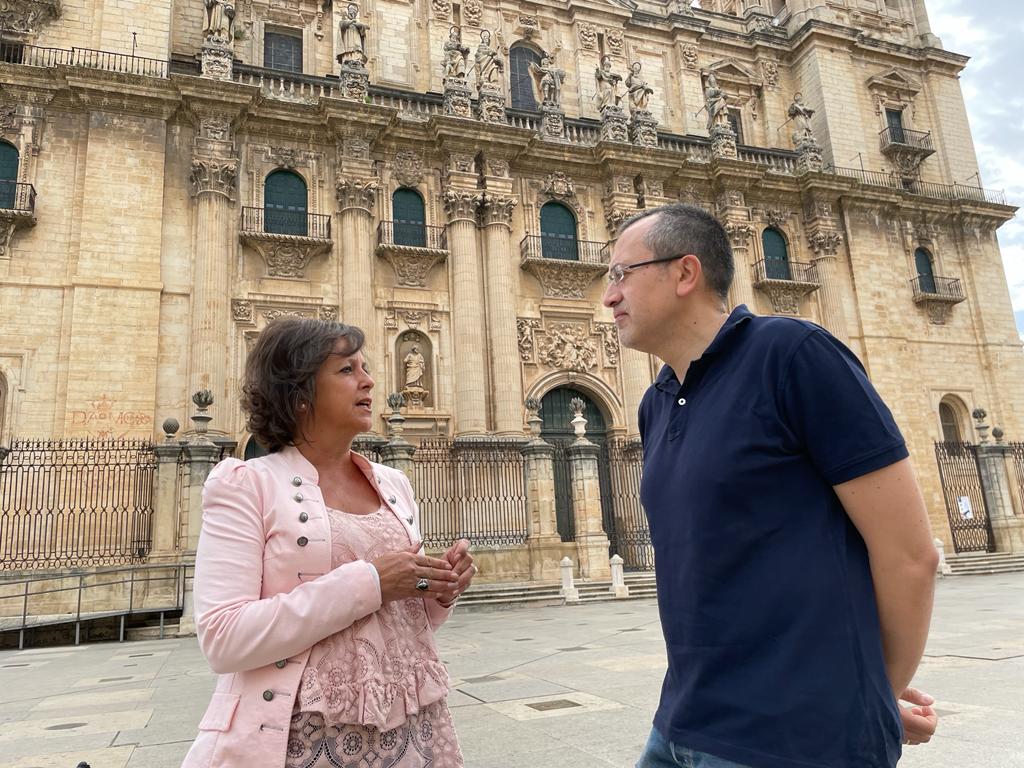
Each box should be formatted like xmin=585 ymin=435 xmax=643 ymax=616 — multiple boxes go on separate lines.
xmin=443 ymin=26 xmax=469 ymax=80
xmin=703 ymin=73 xmax=729 ymax=133
xmin=530 ymin=54 xmax=565 ymax=108
xmin=625 ymin=61 xmax=654 ymax=114
xmin=337 ymin=3 xmax=368 ymax=66
xmin=403 ymin=345 xmax=426 ymax=388
xmin=474 ymin=29 xmax=504 ymax=89
xmin=595 ymin=55 xmax=623 ymax=112
xmin=787 ymin=92 xmax=815 ymax=143
xmin=202 ymin=0 xmax=235 ymax=44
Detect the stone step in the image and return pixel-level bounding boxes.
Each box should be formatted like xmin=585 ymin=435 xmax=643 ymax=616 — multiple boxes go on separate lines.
xmin=947 ymin=552 xmax=1024 ymax=575
xmin=456 ymin=572 xmax=658 ymax=612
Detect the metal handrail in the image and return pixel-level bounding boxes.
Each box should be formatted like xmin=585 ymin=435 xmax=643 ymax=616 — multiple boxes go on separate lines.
xmin=0 ymin=41 xmax=167 ymax=77
xmin=909 ymin=274 xmax=964 ymax=301
xmin=0 ymin=180 xmax=36 ymax=213
xmin=879 ymin=125 xmax=933 ymax=152
xmin=0 ymin=562 xmax=193 ymax=648
xmin=752 ymin=258 xmax=819 ymax=284
xmin=377 ymin=220 xmax=447 ymax=250
xmin=240 ymin=206 xmax=332 ymax=239
xmin=520 ymin=234 xmax=610 ymax=265
xmin=824 ymin=165 xmax=1007 ymax=206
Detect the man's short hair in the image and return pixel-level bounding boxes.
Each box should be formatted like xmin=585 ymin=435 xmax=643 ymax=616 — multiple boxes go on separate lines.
xmin=618 ymin=203 xmax=734 ymax=301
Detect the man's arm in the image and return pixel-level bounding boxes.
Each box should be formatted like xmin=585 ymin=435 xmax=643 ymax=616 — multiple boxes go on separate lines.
xmin=833 ymin=457 xmax=939 ymax=695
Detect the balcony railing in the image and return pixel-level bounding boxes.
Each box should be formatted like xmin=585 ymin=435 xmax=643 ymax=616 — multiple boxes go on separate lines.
xmin=752 ymin=258 xmax=819 ymax=285
xmin=520 ymin=235 xmax=610 ymax=265
xmin=880 ymin=126 xmax=934 ymax=153
xmin=0 ymin=41 xmax=167 ymax=78
xmin=910 ymin=275 xmax=965 ymax=302
xmin=240 ymin=207 xmax=331 ymax=239
xmin=0 ymin=180 xmax=36 ymax=214
xmin=377 ymin=220 xmax=447 ymax=250
xmin=825 ymin=165 xmax=1007 ymax=206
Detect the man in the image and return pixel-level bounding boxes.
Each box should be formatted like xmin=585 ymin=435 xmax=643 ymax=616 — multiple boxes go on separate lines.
xmin=603 ymin=204 xmax=939 ymax=768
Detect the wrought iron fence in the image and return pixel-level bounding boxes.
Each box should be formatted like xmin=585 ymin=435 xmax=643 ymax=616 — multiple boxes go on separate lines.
xmin=520 ymin=235 xmax=611 ymax=265
xmin=352 ymin=437 xmax=384 ymax=464
xmin=0 ymin=439 xmax=158 ymax=570
xmin=410 ymin=439 xmax=528 ymax=548
xmin=1009 ymin=442 xmax=1024 ymax=513
xmin=240 ymin=207 xmax=331 ymax=239
xmin=550 ymin=441 xmax=575 ymax=543
xmin=910 ymin=274 xmax=964 ymax=301
xmin=602 ymin=438 xmax=654 ymax=571
xmin=933 ymin=441 xmax=995 ymax=553
xmin=824 ymin=165 xmax=1007 ymax=206
xmin=0 ymin=41 xmax=167 ymax=77
xmin=377 ymin=221 xmax=447 ymax=250
xmin=0 ymin=180 xmax=36 ymax=214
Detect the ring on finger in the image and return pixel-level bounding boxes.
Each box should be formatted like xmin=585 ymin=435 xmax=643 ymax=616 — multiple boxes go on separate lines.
xmin=415 ymin=578 xmax=429 ymax=591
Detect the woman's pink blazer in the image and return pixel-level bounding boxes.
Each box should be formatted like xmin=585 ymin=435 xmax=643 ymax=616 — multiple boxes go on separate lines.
xmin=181 ymin=446 xmax=454 ymax=768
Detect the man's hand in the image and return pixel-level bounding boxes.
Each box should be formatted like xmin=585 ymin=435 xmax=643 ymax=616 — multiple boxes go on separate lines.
xmin=899 ymin=687 xmax=937 ymax=746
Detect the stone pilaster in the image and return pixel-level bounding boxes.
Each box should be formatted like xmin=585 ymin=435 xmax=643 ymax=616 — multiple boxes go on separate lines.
xmin=151 ymin=437 xmax=184 ymax=560
xmin=568 ymin=439 xmax=612 ymax=580
xmin=808 ymin=229 xmax=849 ymax=343
xmin=620 ymin=347 xmax=652 ymax=436
xmin=480 ymin=193 xmax=523 ymax=435
xmin=187 ymin=114 xmax=238 ymax=410
xmin=444 ymin=188 xmax=488 ymax=435
xmin=718 ymin=191 xmax=757 ymax=311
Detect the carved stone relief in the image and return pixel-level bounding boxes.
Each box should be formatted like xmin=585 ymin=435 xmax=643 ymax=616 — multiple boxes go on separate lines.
xmin=0 ymin=0 xmax=62 ymax=34
xmin=680 ymin=44 xmax=699 ymax=70
xmin=463 ymin=0 xmax=483 ymax=26
xmin=517 ymin=318 xmax=541 ymax=362
xmin=541 ymin=171 xmax=575 ymax=200
xmin=190 ymin=158 xmax=238 ymax=200
xmin=577 ymin=22 xmax=597 ymax=50
xmin=595 ymin=322 xmax=620 ymax=366
xmin=392 ymin=151 xmax=424 ymax=187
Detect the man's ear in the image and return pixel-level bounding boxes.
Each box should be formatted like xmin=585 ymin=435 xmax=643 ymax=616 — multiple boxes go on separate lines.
xmin=674 ymin=254 xmax=703 ymax=298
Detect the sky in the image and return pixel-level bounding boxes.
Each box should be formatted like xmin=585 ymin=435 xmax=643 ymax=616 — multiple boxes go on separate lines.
xmin=924 ymin=0 xmax=1024 ymax=339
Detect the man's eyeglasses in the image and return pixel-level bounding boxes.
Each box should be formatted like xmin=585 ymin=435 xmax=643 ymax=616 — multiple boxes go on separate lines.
xmin=606 ymin=255 xmax=686 ymax=285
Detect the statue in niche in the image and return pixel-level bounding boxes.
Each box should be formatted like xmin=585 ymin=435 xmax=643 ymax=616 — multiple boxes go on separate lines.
xmin=443 ymin=26 xmax=469 ymax=80
xmin=403 ymin=344 xmax=426 ymax=388
xmin=474 ymin=29 xmax=504 ymax=89
xmin=530 ymin=54 xmax=566 ymax=108
xmin=703 ymin=72 xmax=730 ymax=133
xmin=625 ymin=61 xmax=654 ymax=114
xmin=787 ymin=92 xmax=816 ymax=143
xmin=203 ymin=0 xmax=236 ymax=43
xmin=337 ymin=3 xmax=368 ymax=66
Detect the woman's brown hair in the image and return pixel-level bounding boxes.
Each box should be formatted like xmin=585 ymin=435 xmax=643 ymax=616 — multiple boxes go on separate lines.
xmin=241 ymin=317 xmax=365 ymax=452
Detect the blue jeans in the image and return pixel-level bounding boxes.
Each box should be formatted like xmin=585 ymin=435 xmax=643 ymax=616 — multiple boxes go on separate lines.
xmin=637 ymin=727 xmax=754 ymax=768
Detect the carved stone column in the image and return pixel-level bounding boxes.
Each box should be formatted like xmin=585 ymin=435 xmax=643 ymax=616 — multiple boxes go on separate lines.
xmin=718 ymin=190 xmax=757 ymax=311
xmin=444 ymin=189 xmax=488 ymax=435
xmin=479 ymin=193 xmax=523 ymax=435
xmin=188 ymin=120 xmax=238 ymax=409
xmin=619 ymin=347 xmax=651 ymax=436
xmin=808 ymin=229 xmax=849 ymax=343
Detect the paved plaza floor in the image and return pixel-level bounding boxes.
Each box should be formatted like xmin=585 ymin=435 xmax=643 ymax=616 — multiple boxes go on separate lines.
xmin=1 ymin=573 xmax=1022 ymax=768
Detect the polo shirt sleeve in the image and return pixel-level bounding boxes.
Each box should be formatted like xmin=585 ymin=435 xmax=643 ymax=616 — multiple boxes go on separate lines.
xmin=779 ymin=329 xmax=909 ymax=486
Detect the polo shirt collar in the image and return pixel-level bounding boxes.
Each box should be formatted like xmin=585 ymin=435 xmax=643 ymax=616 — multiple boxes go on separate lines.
xmin=654 ymin=304 xmax=754 ymax=391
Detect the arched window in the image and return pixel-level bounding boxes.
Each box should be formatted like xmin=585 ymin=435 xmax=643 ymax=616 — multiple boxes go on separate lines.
xmin=915 ymin=247 xmax=936 ymax=294
xmin=540 ymin=202 xmax=579 ymax=261
xmin=939 ymin=401 xmax=961 ymax=443
xmin=0 ymin=141 xmax=19 ymax=211
xmin=392 ymin=188 xmax=427 ymax=247
xmin=762 ymin=227 xmax=790 ymax=280
xmin=509 ymin=44 xmax=542 ymax=111
xmin=264 ymin=170 xmax=308 ymax=236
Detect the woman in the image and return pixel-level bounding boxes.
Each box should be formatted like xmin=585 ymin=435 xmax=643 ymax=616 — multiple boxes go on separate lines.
xmin=182 ymin=318 xmax=476 ymax=767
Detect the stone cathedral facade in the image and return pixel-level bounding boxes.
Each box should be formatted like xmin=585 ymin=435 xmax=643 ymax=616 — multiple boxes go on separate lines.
xmin=0 ymin=0 xmax=1022 ymax=560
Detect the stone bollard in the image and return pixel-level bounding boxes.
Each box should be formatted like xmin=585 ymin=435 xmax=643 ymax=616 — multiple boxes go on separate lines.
xmin=560 ymin=557 xmax=579 ymax=603
xmin=609 ymin=554 xmax=630 ymax=598
xmin=934 ymin=538 xmax=953 ymax=577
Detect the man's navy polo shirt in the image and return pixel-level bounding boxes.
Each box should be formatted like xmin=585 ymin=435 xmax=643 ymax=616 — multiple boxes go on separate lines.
xmin=638 ymin=305 xmax=909 ymax=768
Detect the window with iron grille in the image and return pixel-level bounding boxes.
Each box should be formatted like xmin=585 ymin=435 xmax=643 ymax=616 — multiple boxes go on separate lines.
xmin=509 ymin=44 xmax=542 ymax=111
xmin=762 ymin=227 xmax=790 ymax=280
xmin=540 ymin=202 xmax=579 ymax=261
xmin=264 ymin=30 xmax=303 ymax=73
xmin=264 ymin=170 xmax=308 ymax=235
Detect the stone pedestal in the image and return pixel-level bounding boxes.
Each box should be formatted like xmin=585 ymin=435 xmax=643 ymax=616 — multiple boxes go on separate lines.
xmin=338 ymin=61 xmax=369 ymax=101
xmin=568 ymin=440 xmax=612 ymax=580
xmin=795 ymin=135 xmax=824 ymax=173
xmin=599 ymin=105 xmax=629 ymax=143
xmin=629 ymin=110 xmax=659 ymax=148
xmin=560 ymin=557 xmax=580 ymax=602
xmin=540 ymin=106 xmax=565 ymax=140
xmin=977 ymin=443 xmax=1022 ymax=552
xmin=443 ymin=77 xmax=473 ymax=118
xmin=380 ymin=438 xmax=416 ymax=477
xmin=523 ymin=438 xmax=564 ymax=581
xmin=200 ymin=43 xmax=233 ymax=80
xmin=710 ymin=123 xmax=738 ymax=160
xmin=151 ymin=441 xmax=185 ymax=557
xmin=476 ymin=85 xmax=506 ymax=123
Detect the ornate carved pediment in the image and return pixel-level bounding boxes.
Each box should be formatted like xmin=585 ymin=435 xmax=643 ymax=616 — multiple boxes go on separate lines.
xmin=521 ymin=259 xmax=608 ymax=300
xmin=392 ymin=151 xmax=425 ymax=188
xmin=866 ymin=68 xmax=922 ymax=100
xmin=0 ymin=0 xmax=61 ymax=35
xmin=516 ymin=316 xmax=619 ymax=372
xmin=540 ymin=171 xmax=576 ymax=201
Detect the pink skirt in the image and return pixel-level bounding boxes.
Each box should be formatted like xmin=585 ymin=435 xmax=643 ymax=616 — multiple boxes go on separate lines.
xmin=284 ymin=699 xmax=464 ymax=768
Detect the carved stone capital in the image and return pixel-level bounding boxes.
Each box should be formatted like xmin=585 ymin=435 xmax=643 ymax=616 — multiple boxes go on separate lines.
xmin=724 ymin=221 xmax=754 ymax=248
xmin=521 ymin=259 xmax=607 ymax=300
xmin=443 ymin=189 xmax=481 ymax=222
xmin=190 ymin=157 xmax=238 ymax=200
xmin=808 ymin=230 xmax=843 ymax=256
xmin=479 ymin=194 xmax=518 ymax=227
xmin=604 ymin=206 xmax=638 ymax=237
xmin=336 ymin=176 xmax=379 ymax=213
xmin=0 ymin=0 xmax=61 ymax=35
